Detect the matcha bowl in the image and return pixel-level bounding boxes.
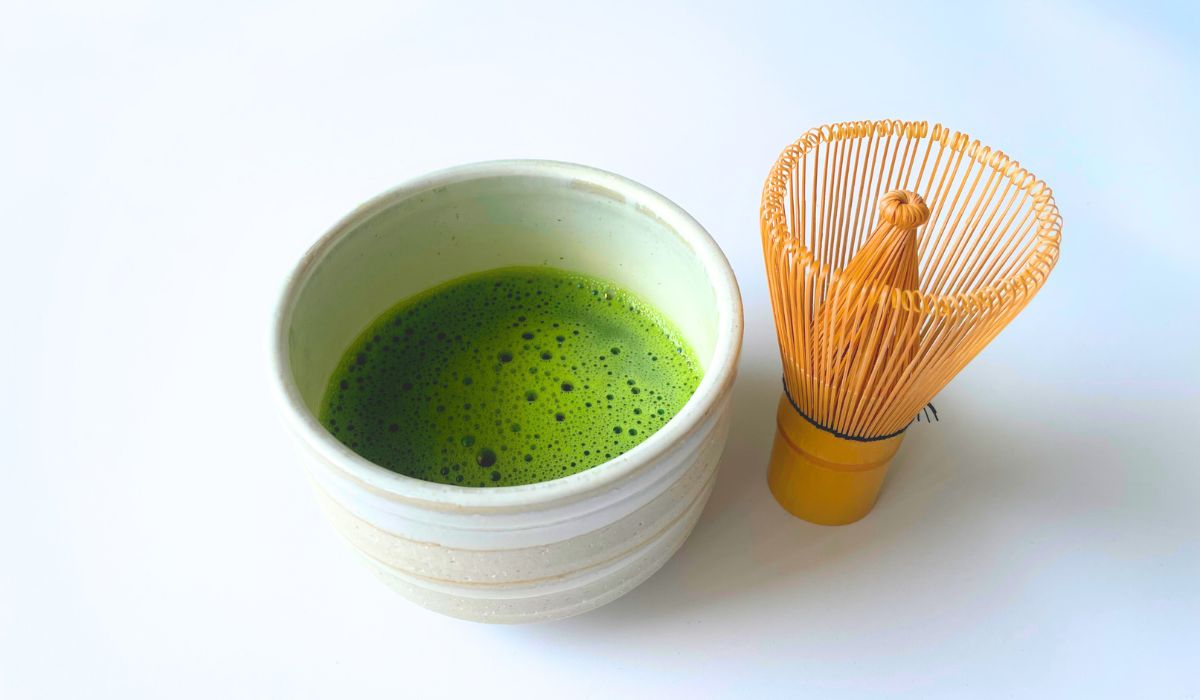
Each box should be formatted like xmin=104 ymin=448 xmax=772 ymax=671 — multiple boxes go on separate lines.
xmin=272 ymin=161 xmax=742 ymax=623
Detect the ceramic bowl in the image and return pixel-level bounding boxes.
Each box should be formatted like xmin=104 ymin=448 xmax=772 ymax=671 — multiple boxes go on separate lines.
xmin=271 ymin=160 xmax=742 ymax=623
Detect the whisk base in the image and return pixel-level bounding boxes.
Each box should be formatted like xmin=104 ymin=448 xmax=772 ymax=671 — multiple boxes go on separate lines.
xmin=767 ymin=395 xmax=904 ymax=525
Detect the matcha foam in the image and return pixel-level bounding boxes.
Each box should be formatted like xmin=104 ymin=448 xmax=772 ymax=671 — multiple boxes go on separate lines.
xmin=318 ymin=266 xmax=703 ymax=487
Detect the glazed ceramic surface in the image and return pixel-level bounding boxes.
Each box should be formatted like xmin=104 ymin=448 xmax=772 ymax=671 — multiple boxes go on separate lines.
xmin=272 ymin=161 xmax=742 ymax=623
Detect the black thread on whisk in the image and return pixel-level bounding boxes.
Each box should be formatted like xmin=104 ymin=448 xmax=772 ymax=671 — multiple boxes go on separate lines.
xmin=781 ymin=377 xmax=909 ymax=442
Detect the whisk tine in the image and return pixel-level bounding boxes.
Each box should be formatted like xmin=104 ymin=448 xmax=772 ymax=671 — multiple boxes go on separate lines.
xmin=762 ymin=119 xmax=1060 ymax=440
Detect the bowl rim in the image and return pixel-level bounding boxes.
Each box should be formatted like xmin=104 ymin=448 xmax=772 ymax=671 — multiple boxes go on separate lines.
xmin=270 ymin=159 xmax=743 ymax=510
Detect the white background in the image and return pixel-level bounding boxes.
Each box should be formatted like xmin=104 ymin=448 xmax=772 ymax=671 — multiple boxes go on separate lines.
xmin=3 ymin=1 xmax=1198 ymax=697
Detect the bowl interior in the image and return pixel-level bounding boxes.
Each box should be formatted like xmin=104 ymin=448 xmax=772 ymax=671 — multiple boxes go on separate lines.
xmin=284 ymin=163 xmax=724 ymax=417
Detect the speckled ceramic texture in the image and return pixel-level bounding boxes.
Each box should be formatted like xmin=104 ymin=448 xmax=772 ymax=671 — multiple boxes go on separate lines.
xmin=272 ymin=161 xmax=743 ymax=623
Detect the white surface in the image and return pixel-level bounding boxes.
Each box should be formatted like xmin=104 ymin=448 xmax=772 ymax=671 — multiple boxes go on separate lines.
xmin=2 ymin=1 xmax=1197 ymax=697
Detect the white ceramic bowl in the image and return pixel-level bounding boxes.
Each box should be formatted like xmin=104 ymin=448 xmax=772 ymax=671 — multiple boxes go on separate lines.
xmin=272 ymin=161 xmax=742 ymax=623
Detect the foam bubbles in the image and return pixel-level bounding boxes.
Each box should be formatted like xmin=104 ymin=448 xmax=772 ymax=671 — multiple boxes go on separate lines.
xmin=317 ymin=267 xmax=703 ymax=487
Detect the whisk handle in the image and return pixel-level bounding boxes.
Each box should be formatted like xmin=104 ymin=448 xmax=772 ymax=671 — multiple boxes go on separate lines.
xmin=766 ymin=394 xmax=905 ymax=525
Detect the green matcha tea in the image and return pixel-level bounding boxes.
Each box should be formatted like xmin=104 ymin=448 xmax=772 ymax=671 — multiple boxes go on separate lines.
xmin=319 ymin=266 xmax=703 ymax=487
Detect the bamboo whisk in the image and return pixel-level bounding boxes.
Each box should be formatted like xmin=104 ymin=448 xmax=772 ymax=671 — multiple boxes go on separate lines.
xmin=761 ymin=119 xmax=1061 ymax=524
